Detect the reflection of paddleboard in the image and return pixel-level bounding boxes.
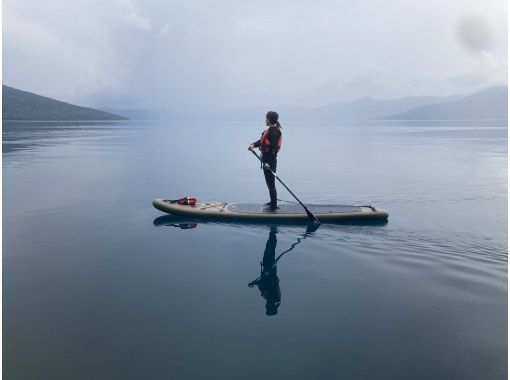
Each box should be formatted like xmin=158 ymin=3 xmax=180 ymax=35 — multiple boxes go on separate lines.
xmin=153 ymin=199 xmax=389 ymax=222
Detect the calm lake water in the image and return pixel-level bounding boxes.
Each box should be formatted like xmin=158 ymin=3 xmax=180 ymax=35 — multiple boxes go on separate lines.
xmin=3 ymin=120 xmax=507 ymax=379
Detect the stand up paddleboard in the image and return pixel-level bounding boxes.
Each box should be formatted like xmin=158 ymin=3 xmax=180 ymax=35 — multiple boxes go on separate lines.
xmin=152 ymin=198 xmax=389 ymax=222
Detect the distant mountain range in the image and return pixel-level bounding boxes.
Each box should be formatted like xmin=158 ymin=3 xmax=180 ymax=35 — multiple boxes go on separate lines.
xmin=381 ymin=86 xmax=508 ymax=120
xmin=101 ymin=108 xmax=185 ymax=121
xmin=107 ymin=94 xmax=464 ymax=121
xmin=109 ymin=86 xmax=507 ymax=121
xmin=2 ymin=85 xmax=127 ymax=121
xmin=295 ymin=94 xmax=465 ymax=121
xmin=2 ymin=84 xmax=507 ymax=122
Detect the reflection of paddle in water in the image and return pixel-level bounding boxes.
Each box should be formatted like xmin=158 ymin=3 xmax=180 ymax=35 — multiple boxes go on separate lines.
xmin=249 ymin=224 xmax=318 ymax=316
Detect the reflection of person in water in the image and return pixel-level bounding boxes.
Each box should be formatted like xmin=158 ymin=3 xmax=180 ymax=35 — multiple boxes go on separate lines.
xmin=249 ymin=227 xmax=281 ymax=316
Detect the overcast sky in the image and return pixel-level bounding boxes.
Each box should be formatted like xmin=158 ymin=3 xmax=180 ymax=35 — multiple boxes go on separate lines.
xmin=3 ymin=0 xmax=508 ymax=110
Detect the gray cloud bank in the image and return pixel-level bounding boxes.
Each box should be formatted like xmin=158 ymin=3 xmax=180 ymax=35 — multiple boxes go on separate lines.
xmin=3 ymin=0 xmax=508 ymax=111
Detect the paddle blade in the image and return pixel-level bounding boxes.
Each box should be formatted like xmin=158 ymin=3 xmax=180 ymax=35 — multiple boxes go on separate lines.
xmin=305 ymin=208 xmax=320 ymax=225
xmin=306 ymin=220 xmax=320 ymax=233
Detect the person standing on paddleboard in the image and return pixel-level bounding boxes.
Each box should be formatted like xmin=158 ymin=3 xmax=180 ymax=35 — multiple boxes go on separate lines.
xmin=248 ymin=111 xmax=282 ymax=212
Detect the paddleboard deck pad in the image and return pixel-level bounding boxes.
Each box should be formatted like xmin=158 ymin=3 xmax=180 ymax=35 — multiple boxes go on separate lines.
xmin=153 ymin=199 xmax=389 ymax=222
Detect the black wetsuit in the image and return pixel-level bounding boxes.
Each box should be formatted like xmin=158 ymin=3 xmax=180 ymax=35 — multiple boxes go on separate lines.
xmin=253 ymin=127 xmax=281 ymax=208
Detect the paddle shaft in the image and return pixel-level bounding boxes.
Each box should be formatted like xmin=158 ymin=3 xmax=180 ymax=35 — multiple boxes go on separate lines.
xmin=249 ymin=149 xmax=320 ymax=224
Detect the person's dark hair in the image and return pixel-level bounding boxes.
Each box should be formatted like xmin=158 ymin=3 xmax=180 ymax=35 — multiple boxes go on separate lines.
xmin=266 ymin=111 xmax=281 ymax=129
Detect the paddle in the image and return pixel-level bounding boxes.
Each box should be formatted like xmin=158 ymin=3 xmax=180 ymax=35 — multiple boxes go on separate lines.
xmin=249 ymin=148 xmax=320 ymax=225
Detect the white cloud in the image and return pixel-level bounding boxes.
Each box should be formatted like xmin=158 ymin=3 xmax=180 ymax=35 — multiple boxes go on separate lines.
xmin=120 ymin=0 xmax=151 ymax=30
xmin=3 ymin=0 xmax=508 ymax=109
xmin=306 ymin=62 xmax=388 ymax=104
xmin=156 ymin=22 xmax=172 ymax=38
xmin=3 ymin=0 xmax=155 ymax=106
xmin=443 ymin=52 xmax=507 ymax=88
xmin=413 ymin=51 xmax=507 ymax=96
